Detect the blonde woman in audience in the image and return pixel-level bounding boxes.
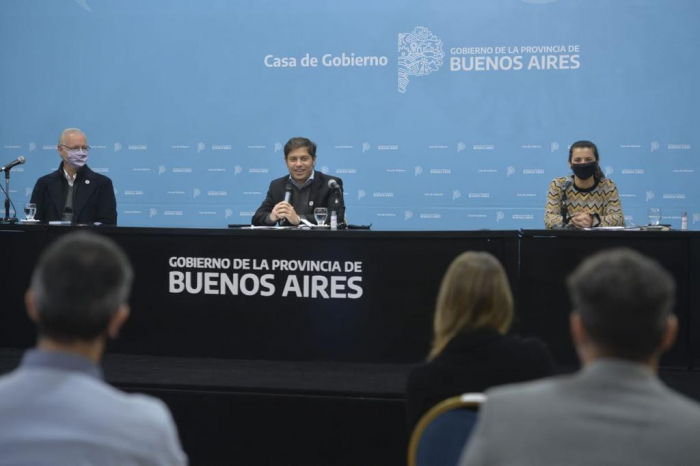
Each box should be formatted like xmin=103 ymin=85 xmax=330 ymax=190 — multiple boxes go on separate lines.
xmin=406 ymin=251 xmax=555 ymax=430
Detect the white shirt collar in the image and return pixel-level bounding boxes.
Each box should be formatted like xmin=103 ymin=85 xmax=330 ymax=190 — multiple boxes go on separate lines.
xmin=63 ymin=167 xmax=76 ymax=187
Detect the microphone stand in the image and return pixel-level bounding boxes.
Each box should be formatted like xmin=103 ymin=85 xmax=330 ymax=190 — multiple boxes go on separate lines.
xmin=560 ymin=182 xmax=576 ymax=229
xmin=560 ymin=192 xmax=569 ymax=228
xmin=332 ymin=186 xmax=342 ymax=228
xmin=3 ymin=169 xmax=17 ymax=223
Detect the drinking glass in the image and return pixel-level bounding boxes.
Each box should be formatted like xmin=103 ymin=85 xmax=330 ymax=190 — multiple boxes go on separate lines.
xmin=648 ymin=207 xmax=661 ymax=226
xmin=314 ymin=207 xmax=328 ymax=225
xmin=24 ymin=203 xmax=36 ymax=221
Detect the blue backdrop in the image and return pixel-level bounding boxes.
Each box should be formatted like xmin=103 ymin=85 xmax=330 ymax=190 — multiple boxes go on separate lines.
xmin=1 ymin=0 xmax=698 ymax=229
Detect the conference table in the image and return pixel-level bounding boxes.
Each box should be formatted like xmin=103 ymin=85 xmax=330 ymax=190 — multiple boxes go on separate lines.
xmin=1 ymin=225 xmax=698 ymax=369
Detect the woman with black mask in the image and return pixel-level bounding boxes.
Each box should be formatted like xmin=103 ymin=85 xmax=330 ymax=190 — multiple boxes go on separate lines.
xmin=544 ymin=140 xmax=625 ymax=229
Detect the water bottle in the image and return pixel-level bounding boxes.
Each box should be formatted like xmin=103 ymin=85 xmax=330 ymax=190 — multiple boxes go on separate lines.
xmin=330 ymin=210 xmax=338 ymax=230
xmin=681 ymin=212 xmax=688 ymax=231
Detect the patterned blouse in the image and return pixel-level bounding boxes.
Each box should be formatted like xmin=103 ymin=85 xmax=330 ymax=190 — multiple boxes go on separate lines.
xmin=544 ymin=176 xmax=625 ymax=229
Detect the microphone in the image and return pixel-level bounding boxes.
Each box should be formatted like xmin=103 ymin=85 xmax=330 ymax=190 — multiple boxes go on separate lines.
xmin=279 ymin=183 xmax=293 ymax=226
xmin=561 ymin=178 xmax=572 ymax=226
xmin=327 ymin=178 xmax=343 ymax=228
xmin=0 ymin=156 xmax=25 ymax=172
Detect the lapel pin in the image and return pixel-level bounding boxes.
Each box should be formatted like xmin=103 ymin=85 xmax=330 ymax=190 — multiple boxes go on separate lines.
xmin=85 ymin=180 xmax=90 ymax=185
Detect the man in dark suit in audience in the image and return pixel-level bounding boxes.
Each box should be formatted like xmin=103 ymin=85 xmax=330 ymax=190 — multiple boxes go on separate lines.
xmin=252 ymin=137 xmax=345 ymax=226
xmin=0 ymin=232 xmax=186 ymax=465
xmin=30 ymin=128 xmax=117 ymax=225
xmin=460 ymin=248 xmax=700 ymax=466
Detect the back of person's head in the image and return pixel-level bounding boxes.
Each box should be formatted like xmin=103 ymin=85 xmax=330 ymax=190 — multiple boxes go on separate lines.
xmin=29 ymin=231 xmax=134 ymax=342
xmin=567 ymin=248 xmax=676 ymax=361
xmin=429 ymin=251 xmax=513 ymax=359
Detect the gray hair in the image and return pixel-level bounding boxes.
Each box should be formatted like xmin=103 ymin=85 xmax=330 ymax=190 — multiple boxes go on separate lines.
xmin=58 ymin=128 xmax=87 ymax=146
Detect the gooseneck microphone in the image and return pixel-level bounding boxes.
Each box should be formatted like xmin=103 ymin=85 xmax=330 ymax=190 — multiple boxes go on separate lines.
xmin=2 ymin=156 xmax=24 ymax=222
xmin=327 ymin=178 xmax=343 ymax=228
xmin=0 ymin=155 xmax=26 ymax=173
xmin=560 ymin=178 xmax=573 ymax=227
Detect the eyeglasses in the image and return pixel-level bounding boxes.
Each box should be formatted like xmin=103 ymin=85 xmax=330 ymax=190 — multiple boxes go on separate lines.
xmin=60 ymin=144 xmax=91 ymax=152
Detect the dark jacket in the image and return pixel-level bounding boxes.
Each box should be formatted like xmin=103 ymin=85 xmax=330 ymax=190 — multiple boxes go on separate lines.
xmin=30 ymin=162 xmax=117 ymax=225
xmin=252 ymin=172 xmax=345 ymax=226
xmin=405 ymin=327 xmax=555 ymax=431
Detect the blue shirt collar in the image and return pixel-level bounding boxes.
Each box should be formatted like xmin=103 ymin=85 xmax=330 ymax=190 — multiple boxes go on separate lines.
xmin=21 ymin=349 xmax=104 ymax=380
xmin=288 ymin=169 xmax=315 ymax=190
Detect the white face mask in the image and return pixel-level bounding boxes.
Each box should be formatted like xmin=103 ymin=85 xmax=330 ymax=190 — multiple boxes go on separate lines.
xmin=66 ymin=149 xmax=88 ymax=168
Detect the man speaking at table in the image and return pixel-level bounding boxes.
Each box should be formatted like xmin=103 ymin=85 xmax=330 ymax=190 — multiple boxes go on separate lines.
xmin=30 ymin=128 xmax=117 ymax=225
xmin=252 ymin=137 xmax=345 ymax=226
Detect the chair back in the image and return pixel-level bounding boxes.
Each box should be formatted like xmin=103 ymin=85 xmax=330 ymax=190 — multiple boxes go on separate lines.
xmin=408 ymin=393 xmax=486 ymax=466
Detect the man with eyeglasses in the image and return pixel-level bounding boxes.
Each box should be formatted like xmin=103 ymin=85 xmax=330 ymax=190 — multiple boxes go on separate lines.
xmin=30 ymin=128 xmax=117 ymax=225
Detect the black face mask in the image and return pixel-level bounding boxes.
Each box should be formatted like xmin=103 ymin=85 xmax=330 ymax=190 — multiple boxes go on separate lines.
xmin=572 ymin=161 xmax=597 ymax=180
